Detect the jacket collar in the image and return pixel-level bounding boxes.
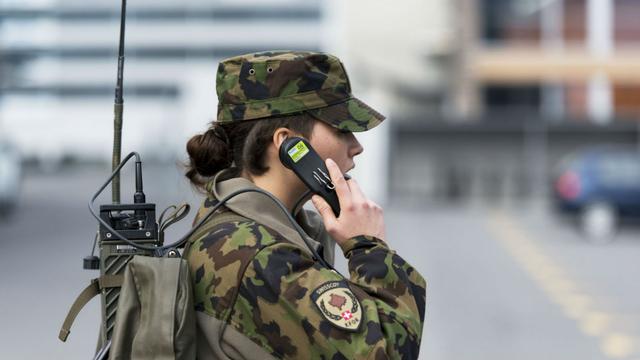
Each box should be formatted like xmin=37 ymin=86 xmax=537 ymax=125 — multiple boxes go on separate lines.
xmin=206 ymin=169 xmax=334 ymax=264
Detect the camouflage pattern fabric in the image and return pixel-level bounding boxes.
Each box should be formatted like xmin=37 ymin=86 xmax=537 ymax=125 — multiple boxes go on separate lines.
xmin=216 ymin=51 xmax=385 ymax=132
xmin=187 ymin=199 xmax=426 ymax=359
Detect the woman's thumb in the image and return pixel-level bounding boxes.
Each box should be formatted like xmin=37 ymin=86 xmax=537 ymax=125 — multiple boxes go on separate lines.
xmin=311 ymin=195 xmax=337 ymax=224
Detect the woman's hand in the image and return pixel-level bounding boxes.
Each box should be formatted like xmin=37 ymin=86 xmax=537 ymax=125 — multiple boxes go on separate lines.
xmin=311 ymin=158 xmax=386 ymax=246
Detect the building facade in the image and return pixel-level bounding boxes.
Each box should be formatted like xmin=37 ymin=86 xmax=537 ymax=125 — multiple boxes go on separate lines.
xmin=0 ymin=0 xmax=323 ymax=162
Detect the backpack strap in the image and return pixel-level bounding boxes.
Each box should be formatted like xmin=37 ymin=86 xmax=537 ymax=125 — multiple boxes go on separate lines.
xmin=58 ymin=275 xmax=124 ymax=342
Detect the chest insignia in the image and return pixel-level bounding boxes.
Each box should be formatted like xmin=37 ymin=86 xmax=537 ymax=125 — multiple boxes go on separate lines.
xmin=311 ymin=281 xmax=363 ymax=332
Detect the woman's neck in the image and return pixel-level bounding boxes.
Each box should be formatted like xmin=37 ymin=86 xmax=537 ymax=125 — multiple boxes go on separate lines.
xmin=247 ymin=169 xmax=307 ymax=212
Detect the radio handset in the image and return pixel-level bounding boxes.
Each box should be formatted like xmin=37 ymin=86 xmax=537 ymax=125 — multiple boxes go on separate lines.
xmin=279 ymin=137 xmax=350 ymax=217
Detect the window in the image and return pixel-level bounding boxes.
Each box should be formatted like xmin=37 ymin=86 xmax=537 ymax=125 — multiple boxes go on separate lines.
xmin=482 ymin=0 xmax=541 ymax=44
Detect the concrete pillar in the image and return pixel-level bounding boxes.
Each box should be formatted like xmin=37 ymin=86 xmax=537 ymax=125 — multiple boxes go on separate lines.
xmin=449 ymin=0 xmax=482 ymax=120
xmin=586 ymin=0 xmax=613 ymax=123
xmin=541 ymin=0 xmax=565 ymax=121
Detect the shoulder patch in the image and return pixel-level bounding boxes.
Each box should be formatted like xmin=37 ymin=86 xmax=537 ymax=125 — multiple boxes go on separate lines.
xmin=311 ymin=281 xmax=362 ymax=332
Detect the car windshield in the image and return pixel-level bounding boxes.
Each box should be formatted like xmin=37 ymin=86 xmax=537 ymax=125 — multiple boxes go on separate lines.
xmin=597 ymin=154 xmax=640 ymax=187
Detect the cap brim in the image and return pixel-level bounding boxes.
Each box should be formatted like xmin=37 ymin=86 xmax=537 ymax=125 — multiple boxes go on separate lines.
xmin=307 ymin=97 xmax=385 ymax=132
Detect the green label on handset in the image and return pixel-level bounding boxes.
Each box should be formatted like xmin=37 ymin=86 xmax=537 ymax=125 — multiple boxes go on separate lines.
xmin=288 ymin=140 xmax=309 ymax=163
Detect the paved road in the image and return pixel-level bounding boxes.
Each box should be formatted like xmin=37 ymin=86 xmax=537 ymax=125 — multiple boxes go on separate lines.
xmin=1 ymin=165 xmax=639 ymax=359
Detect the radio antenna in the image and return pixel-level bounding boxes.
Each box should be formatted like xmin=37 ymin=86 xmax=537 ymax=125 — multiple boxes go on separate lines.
xmin=112 ymin=0 xmax=127 ymax=204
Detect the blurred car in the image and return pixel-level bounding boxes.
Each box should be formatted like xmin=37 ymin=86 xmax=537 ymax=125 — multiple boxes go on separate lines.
xmin=553 ymin=146 xmax=640 ymax=243
xmin=0 ymin=138 xmax=21 ymax=216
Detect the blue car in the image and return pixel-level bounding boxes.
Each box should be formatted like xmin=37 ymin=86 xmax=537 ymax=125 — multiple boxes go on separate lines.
xmin=553 ymin=146 xmax=640 ymax=242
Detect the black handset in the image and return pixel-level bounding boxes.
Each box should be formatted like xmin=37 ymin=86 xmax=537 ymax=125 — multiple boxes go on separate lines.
xmin=279 ymin=137 xmax=350 ymax=217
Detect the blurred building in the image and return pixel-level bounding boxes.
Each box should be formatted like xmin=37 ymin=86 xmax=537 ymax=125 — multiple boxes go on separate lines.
xmin=3 ymin=0 xmax=640 ymax=204
xmin=0 ymin=0 xmax=322 ymax=162
xmin=347 ymin=0 xmax=640 ymax=205
xmin=463 ymin=0 xmax=640 ymax=122
xmin=345 ymin=0 xmax=640 ymax=123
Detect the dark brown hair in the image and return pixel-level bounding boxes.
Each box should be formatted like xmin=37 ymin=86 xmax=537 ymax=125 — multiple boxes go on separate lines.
xmin=185 ymin=112 xmax=316 ymax=189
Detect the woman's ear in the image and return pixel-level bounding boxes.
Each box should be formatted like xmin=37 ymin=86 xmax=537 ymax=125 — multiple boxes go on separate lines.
xmin=272 ymin=127 xmax=295 ymax=149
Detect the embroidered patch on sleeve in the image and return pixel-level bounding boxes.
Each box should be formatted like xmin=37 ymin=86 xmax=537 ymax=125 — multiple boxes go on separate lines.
xmin=311 ymin=281 xmax=363 ymax=332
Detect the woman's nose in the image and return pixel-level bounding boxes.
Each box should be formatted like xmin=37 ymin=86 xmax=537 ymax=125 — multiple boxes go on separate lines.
xmin=349 ymin=134 xmax=363 ymax=157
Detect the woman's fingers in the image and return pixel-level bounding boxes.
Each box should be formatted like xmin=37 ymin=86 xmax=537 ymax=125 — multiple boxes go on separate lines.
xmin=325 ymin=158 xmax=351 ymax=209
xmin=345 ymin=177 xmax=366 ymax=205
xmin=315 ymin=158 xmax=387 ymax=244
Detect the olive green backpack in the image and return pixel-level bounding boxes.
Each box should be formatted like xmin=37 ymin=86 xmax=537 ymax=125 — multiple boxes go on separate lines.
xmin=107 ymin=255 xmax=196 ymax=360
xmin=60 ymin=210 xmax=244 ymax=360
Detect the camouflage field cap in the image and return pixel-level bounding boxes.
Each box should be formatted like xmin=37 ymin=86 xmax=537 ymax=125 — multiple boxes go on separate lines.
xmin=216 ymin=51 xmax=385 ymax=132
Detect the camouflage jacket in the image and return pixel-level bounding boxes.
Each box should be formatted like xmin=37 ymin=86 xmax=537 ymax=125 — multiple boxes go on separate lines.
xmin=185 ymin=171 xmax=426 ymax=359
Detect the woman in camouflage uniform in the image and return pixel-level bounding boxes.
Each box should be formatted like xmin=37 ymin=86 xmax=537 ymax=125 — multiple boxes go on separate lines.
xmin=184 ymin=51 xmax=426 ymax=359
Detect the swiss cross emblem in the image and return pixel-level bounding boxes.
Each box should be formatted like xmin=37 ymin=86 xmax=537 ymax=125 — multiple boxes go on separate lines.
xmin=311 ymin=281 xmax=363 ymax=332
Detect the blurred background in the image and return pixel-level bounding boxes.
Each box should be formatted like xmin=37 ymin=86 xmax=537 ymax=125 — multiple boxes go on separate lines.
xmin=1 ymin=0 xmax=640 ymax=359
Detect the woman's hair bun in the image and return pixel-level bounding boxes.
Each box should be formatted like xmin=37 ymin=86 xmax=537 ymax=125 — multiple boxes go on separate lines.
xmin=185 ymin=124 xmax=232 ymax=186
